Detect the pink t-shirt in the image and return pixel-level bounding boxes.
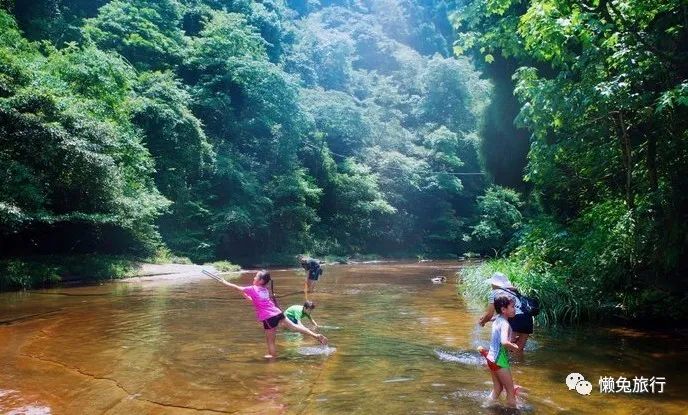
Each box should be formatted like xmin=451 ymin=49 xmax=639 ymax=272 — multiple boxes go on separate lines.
xmin=241 ymin=285 xmax=282 ymax=321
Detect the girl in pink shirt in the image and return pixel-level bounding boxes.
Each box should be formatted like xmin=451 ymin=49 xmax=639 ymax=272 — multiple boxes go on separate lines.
xmin=216 ymin=270 xmax=327 ymax=359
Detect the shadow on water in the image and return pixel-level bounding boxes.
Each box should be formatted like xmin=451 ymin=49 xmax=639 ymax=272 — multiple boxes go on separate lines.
xmin=1 ymin=260 xmax=687 ymax=414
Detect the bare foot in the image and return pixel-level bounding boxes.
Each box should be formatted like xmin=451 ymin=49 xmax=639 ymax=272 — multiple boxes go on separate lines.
xmin=264 ymin=354 xmax=276 ymax=359
xmin=514 ymin=385 xmax=528 ymax=397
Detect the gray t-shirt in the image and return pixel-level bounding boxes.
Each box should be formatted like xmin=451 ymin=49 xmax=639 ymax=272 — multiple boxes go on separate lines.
xmin=488 ymin=288 xmax=523 ymax=315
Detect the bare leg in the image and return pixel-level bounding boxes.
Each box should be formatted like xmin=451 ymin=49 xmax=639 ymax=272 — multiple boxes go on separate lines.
xmin=511 ymin=332 xmax=528 ymax=362
xmin=265 ymin=328 xmax=277 ymax=359
xmin=489 ymin=370 xmax=503 ymax=401
xmin=514 ymin=332 xmax=529 ymax=351
xmin=496 ymin=368 xmax=516 ymax=407
xmin=280 ymin=318 xmax=327 ymax=344
xmin=295 ymin=321 xmax=314 ymax=333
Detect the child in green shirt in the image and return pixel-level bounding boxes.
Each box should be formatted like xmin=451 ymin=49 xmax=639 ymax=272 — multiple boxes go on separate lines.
xmin=284 ymin=301 xmax=319 ymax=330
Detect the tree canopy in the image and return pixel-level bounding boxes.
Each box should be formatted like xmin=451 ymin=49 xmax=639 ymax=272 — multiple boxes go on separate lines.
xmin=3 ymin=0 xmax=686 ymax=323
xmin=1 ymin=0 xmax=489 ymax=266
xmin=453 ymin=0 xmax=688 ymax=321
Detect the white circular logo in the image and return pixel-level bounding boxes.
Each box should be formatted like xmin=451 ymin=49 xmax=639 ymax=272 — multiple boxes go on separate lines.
xmin=575 ymin=380 xmax=593 ymax=395
xmin=566 ymin=373 xmax=585 ymax=390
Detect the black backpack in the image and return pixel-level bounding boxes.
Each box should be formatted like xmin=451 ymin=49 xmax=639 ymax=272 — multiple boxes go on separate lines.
xmin=498 ymin=287 xmax=540 ymax=317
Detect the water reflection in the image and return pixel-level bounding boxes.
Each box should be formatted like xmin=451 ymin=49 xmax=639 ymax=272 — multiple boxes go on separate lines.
xmin=1 ymin=261 xmax=687 ymax=414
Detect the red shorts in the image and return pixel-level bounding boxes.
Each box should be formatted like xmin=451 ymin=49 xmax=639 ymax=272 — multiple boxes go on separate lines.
xmin=485 ymin=358 xmax=500 ymax=372
xmin=479 ymin=348 xmax=501 ymax=372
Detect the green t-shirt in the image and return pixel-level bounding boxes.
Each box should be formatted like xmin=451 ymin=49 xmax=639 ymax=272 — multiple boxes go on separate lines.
xmin=285 ymin=305 xmax=312 ymax=323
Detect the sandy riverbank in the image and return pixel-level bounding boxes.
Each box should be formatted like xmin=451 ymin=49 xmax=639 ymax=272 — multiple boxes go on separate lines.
xmin=122 ymin=263 xmax=247 ymax=283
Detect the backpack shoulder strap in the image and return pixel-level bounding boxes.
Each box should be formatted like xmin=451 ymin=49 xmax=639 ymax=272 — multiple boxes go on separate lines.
xmin=496 ymin=287 xmax=522 ymax=298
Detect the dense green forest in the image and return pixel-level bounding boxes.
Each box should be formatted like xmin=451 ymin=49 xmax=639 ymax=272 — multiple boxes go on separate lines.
xmin=456 ymin=0 xmax=688 ymax=323
xmin=1 ymin=0 xmax=686 ymax=323
xmin=1 ymin=0 xmax=494 ymax=285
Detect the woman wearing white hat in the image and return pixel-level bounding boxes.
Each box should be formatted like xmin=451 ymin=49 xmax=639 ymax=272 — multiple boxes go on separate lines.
xmin=477 ymin=272 xmax=533 ymax=353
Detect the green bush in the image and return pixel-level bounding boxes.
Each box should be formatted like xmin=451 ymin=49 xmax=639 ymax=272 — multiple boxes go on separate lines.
xmin=207 ymin=260 xmax=241 ymax=272
xmin=0 ymin=260 xmax=61 ymax=290
xmin=148 ymin=247 xmax=193 ymax=265
xmin=0 ymin=255 xmax=137 ymax=291
xmin=462 ymin=206 xmax=688 ymax=325
xmin=470 ymin=186 xmax=524 ymax=255
xmin=460 ymin=259 xmax=593 ymax=326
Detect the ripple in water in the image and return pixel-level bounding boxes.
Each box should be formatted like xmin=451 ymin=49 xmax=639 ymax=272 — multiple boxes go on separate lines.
xmin=0 ymin=390 xmax=51 ymax=415
xmin=383 ymin=377 xmax=413 ymax=383
xmin=434 ymin=348 xmax=483 ymax=366
xmin=523 ymin=339 xmax=539 ymax=351
xmin=318 ymin=325 xmax=341 ymax=330
xmin=448 ymin=390 xmax=533 ymax=412
xmin=7 ymin=406 xmax=52 ymax=415
xmin=447 ymin=389 xmax=490 ymax=401
xmin=0 ymin=389 xmax=16 ymax=398
xmin=297 ymin=345 xmax=337 ymax=356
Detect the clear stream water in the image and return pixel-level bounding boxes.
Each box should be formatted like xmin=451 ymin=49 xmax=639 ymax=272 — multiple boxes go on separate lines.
xmin=1 ymin=261 xmax=686 ymax=414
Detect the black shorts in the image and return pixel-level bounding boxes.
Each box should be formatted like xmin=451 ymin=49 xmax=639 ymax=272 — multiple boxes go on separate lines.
xmin=262 ymin=313 xmax=285 ymax=330
xmin=308 ymin=268 xmax=322 ymax=281
xmin=508 ymin=313 xmax=534 ymax=334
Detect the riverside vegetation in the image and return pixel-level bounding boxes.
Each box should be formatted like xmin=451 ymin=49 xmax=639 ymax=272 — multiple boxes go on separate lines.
xmin=1 ymin=0 xmax=686 ymax=324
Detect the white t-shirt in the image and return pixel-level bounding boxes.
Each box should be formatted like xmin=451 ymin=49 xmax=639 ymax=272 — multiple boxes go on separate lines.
xmin=487 ymin=315 xmax=512 ymax=362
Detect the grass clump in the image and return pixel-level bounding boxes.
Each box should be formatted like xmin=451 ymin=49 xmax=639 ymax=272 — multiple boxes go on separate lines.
xmin=207 ymin=260 xmax=241 ymax=272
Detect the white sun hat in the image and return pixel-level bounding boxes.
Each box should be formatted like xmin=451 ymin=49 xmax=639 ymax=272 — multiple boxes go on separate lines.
xmin=486 ymin=272 xmax=514 ymax=289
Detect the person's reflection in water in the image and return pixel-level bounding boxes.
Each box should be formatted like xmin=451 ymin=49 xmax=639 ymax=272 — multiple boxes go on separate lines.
xmin=255 ymin=377 xmax=288 ymax=414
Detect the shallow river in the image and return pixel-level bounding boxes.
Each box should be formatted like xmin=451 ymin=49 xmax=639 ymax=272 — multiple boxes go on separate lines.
xmin=1 ymin=261 xmax=686 ymax=414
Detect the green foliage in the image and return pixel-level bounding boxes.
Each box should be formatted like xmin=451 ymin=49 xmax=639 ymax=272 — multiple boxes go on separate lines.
xmin=285 ymin=13 xmax=355 ymax=91
xmin=290 ymin=8 xmax=489 ymax=257
xmin=132 ymin=70 xmax=213 ymax=199
xmin=420 ymin=56 xmax=485 ymax=132
xmin=10 ymin=0 xmax=109 ymax=45
xmin=0 ymin=255 xmax=137 ymax=291
xmin=471 ymin=185 xmax=523 ymax=253
xmin=82 ymin=0 xmax=186 ymax=70
xmin=454 ymin=0 xmax=688 ymax=322
xmin=321 ymin=159 xmax=396 ymax=252
xmin=186 ymin=10 xmax=267 ymax=69
xmin=148 ymin=247 xmax=192 ymax=264
xmin=300 ymin=88 xmax=372 ymax=156
xmin=0 ymin=10 xmax=168 ymax=257
xmin=0 ymin=259 xmax=61 ymax=291
xmin=264 ymin=168 xmax=322 ymax=253
xmin=463 ymin=203 xmax=688 ymax=324
xmin=207 ymin=260 xmax=241 ymax=272
xmin=460 ymin=259 xmax=583 ymax=326
xmin=3 ymin=0 xmax=492 ymax=279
